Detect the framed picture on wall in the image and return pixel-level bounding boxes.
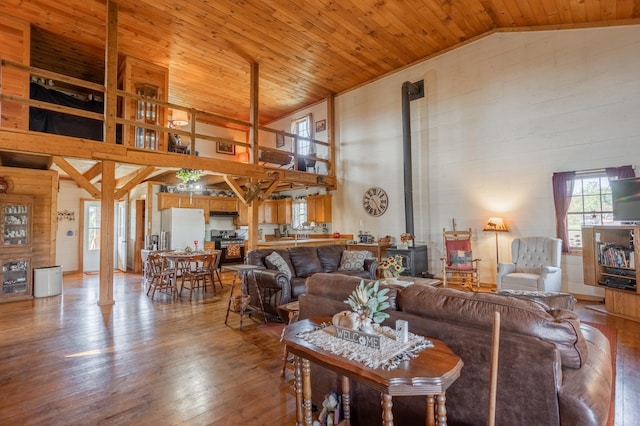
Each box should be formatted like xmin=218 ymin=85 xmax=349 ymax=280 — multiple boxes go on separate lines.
xmin=217 ymin=141 xmax=235 ymax=155
xmin=315 ymin=119 xmax=326 ymax=133
xmin=276 ymin=132 xmax=285 ymax=148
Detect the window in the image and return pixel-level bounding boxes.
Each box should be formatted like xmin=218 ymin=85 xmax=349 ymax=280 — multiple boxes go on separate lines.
xmin=554 ymin=166 xmax=635 ymax=252
xmin=291 ymin=114 xmax=312 ymax=155
xmin=292 ymin=200 xmax=307 ymax=230
xmin=566 ymin=173 xmax=614 ymax=248
xmin=87 ymin=205 xmax=101 ymax=251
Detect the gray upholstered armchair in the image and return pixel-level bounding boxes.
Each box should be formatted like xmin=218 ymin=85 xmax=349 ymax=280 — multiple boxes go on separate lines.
xmin=497 ymin=236 xmax=562 ymax=292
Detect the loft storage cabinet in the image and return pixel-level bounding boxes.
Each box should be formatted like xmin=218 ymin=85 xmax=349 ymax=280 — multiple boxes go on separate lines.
xmin=582 ymin=225 xmax=640 ymax=321
xmin=118 ymin=56 xmax=168 ymax=151
xmin=135 ymin=84 xmax=159 ymax=150
xmin=0 ymin=194 xmax=34 ymax=301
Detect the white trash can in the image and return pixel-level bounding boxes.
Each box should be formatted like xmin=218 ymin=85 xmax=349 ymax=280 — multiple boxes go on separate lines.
xmin=33 ymin=265 xmax=63 ymax=297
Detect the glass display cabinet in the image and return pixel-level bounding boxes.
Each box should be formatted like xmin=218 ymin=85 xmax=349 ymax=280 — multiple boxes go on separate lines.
xmin=0 ymin=194 xmax=34 ymax=301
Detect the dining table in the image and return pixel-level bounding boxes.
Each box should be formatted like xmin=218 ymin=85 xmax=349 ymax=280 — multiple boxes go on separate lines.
xmin=158 ymin=250 xmax=219 ymax=294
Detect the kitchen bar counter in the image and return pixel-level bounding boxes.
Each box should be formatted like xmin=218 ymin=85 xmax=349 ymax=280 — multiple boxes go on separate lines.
xmin=256 ymin=238 xmax=348 ymax=249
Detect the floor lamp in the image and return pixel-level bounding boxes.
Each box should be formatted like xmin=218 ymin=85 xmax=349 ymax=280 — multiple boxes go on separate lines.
xmin=483 ymin=217 xmax=509 ymax=271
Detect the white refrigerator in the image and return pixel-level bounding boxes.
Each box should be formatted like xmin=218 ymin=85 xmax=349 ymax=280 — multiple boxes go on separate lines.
xmin=160 ymin=208 xmax=205 ymax=251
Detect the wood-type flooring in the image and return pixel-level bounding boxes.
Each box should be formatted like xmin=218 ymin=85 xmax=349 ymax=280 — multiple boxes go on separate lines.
xmin=0 ymin=271 xmax=636 ymax=425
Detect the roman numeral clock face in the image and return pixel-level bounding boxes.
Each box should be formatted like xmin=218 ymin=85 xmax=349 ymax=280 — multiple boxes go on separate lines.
xmin=363 ymin=187 xmax=389 ymax=216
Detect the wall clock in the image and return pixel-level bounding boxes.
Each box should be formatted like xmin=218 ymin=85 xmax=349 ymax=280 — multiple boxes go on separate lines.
xmin=362 ymin=187 xmax=389 ymax=216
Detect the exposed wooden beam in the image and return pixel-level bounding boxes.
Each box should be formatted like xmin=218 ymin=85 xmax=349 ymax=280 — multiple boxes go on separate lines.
xmin=114 ymin=166 xmax=155 ymax=200
xmin=223 ymin=175 xmax=249 ymax=206
xmin=84 ymin=162 xmax=103 ymax=183
xmin=52 ymin=156 xmax=101 ymax=198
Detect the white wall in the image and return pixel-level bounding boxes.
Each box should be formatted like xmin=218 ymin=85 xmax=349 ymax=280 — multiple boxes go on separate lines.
xmin=333 ymin=25 xmax=640 ymax=296
xmin=55 ymin=180 xmax=89 ymax=272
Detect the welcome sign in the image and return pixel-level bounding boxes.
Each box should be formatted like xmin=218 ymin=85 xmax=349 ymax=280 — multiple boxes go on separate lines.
xmin=335 ymin=326 xmax=381 ymax=349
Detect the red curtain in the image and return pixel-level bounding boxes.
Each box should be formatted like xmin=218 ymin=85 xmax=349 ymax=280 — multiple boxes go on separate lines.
xmin=552 ymin=172 xmax=575 ymax=253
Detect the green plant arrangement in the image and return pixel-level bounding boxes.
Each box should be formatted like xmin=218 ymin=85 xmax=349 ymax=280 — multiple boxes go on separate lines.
xmin=176 ymin=168 xmax=201 ymax=183
xmin=344 ymin=280 xmax=391 ymax=326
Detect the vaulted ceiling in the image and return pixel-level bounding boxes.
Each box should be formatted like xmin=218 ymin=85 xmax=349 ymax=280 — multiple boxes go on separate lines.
xmin=2 ymin=0 xmax=638 ymax=125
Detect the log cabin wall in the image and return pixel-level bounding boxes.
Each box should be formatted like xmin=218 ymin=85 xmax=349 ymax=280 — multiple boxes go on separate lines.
xmin=0 ymin=166 xmax=57 ymax=268
xmin=0 ymin=14 xmax=30 ymax=130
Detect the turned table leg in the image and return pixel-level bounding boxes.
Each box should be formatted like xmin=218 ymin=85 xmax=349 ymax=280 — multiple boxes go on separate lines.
xmin=341 ymin=375 xmax=351 ymax=425
xmin=302 ymin=358 xmax=312 ymax=426
xmin=294 ymin=356 xmax=303 ymax=425
xmin=425 ymin=395 xmax=435 ymax=426
xmin=436 ymin=393 xmax=447 ymax=426
xmin=381 ymin=393 xmax=393 ymax=426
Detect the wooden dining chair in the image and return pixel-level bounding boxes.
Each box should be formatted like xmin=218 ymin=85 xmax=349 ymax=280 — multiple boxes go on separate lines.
xmin=146 ymin=253 xmax=177 ymax=300
xmin=210 ymin=250 xmax=223 ymax=290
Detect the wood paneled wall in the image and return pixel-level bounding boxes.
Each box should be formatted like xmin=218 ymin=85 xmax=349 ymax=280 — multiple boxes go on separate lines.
xmin=0 ymin=167 xmax=57 ymax=268
xmin=0 ymin=14 xmax=30 ymax=129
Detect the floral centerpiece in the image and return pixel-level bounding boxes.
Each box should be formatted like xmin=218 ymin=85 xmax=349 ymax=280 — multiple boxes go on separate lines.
xmin=380 ymin=255 xmax=405 ymax=279
xmin=333 ymin=280 xmax=390 ymax=333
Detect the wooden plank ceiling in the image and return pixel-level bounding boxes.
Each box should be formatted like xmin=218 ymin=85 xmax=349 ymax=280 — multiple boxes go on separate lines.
xmin=2 ymin=0 xmax=638 ymax=125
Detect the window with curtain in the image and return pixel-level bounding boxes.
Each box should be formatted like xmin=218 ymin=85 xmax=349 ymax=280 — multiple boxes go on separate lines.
xmin=553 ymin=165 xmax=635 ymax=252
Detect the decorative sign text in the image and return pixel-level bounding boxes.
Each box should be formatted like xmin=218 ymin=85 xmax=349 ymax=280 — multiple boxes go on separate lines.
xmin=335 ymin=326 xmax=381 ymax=349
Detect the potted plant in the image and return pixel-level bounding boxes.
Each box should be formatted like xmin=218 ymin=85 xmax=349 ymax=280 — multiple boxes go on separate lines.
xmin=176 ymin=168 xmax=201 ymax=184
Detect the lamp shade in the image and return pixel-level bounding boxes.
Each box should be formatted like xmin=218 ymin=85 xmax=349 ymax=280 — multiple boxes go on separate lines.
xmin=169 ymin=109 xmax=189 ymax=126
xmin=483 ymin=217 xmax=508 ymax=232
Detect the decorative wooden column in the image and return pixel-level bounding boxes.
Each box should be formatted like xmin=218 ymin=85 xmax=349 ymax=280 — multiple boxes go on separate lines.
xmin=98 ymin=0 xmax=118 ymax=306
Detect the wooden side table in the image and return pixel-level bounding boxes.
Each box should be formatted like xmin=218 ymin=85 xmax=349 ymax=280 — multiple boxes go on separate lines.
xmin=223 ymin=264 xmax=267 ymax=329
xmin=277 ymin=300 xmax=300 ymax=377
xmin=283 ymin=318 xmax=463 ymax=426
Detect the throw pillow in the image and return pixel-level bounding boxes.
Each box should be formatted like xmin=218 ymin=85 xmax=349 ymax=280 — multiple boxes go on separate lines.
xmin=449 ymin=250 xmax=473 ymax=270
xmin=338 ymin=250 xmax=368 ymax=271
xmin=265 ymin=251 xmax=292 ymax=280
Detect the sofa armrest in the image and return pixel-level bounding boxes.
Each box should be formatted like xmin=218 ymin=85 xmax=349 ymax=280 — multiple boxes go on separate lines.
xmin=364 ymin=258 xmax=378 ymax=280
xmin=254 ymin=269 xmax=292 ymax=312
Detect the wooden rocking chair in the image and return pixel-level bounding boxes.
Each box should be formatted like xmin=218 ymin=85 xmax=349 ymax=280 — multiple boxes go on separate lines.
xmin=441 ymin=227 xmax=481 ymax=290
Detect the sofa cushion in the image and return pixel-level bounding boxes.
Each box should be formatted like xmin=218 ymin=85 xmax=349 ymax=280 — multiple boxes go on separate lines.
xmin=338 ymin=250 xmax=368 ymax=271
xmin=289 ymin=246 xmax=323 ymax=278
xmin=397 ymin=285 xmax=588 ymax=368
xmin=317 ymin=245 xmax=345 ymax=272
xmin=265 ymin=251 xmax=292 ymax=280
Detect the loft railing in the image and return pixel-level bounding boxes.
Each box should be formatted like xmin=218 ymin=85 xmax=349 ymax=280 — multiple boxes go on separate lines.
xmin=0 ymin=58 xmax=333 ymax=179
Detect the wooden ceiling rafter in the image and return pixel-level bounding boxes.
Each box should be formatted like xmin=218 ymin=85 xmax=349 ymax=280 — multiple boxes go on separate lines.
xmin=52 ymin=156 xmax=101 ymax=199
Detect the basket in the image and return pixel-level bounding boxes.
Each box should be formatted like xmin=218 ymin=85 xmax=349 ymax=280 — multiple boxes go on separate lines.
xmin=230 ymin=294 xmax=251 ymax=312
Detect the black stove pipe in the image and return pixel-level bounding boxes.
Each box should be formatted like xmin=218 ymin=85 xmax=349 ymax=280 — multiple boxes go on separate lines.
xmin=401 ymin=80 xmax=423 ymax=237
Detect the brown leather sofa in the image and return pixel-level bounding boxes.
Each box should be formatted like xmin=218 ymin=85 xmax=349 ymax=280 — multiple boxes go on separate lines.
xmin=245 ymin=245 xmax=378 ymax=319
xmin=298 ymin=273 xmax=613 ymax=426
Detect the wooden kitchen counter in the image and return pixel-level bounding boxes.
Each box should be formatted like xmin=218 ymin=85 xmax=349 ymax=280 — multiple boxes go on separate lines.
xmin=256 ymin=238 xmax=348 ymax=249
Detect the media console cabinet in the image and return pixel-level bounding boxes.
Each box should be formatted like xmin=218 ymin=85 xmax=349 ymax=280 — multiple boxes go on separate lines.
xmin=582 ymin=225 xmax=640 ymax=321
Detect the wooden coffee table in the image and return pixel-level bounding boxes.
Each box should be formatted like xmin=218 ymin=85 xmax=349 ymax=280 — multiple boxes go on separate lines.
xmin=283 ymin=317 xmax=463 ymax=426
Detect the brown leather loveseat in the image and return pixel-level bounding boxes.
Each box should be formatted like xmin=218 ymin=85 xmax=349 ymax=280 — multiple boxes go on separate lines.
xmin=298 ymin=273 xmax=613 ymax=425
xmin=245 ymin=245 xmax=378 ymax=319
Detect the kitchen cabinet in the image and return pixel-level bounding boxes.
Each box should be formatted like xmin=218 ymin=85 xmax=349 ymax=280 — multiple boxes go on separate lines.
xmin=307 ymin=194 xmax=332 ymax=223
xmin=210 ymin=198 xmax=238 ymax=212
xmin=195 ymin=198 xmax=210 ymax=223
xmin=158 ymin=193 xmax=191 ymax=209
xmin=261 ymin=200 xmax=277 ymax=224
xmin=276 ymin=199 xmax=292 ymax=224
xmin=236 ymin=202 xmax=248 ymax=226
xmin=1 ymin=194 xmax=34 ymax=302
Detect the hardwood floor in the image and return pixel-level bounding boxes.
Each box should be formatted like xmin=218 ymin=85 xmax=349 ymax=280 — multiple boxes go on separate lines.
xmin=0 ymin=270 xmax=296 ymax=425
xmin=0 ymin=271 xmax=637 ymax=425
